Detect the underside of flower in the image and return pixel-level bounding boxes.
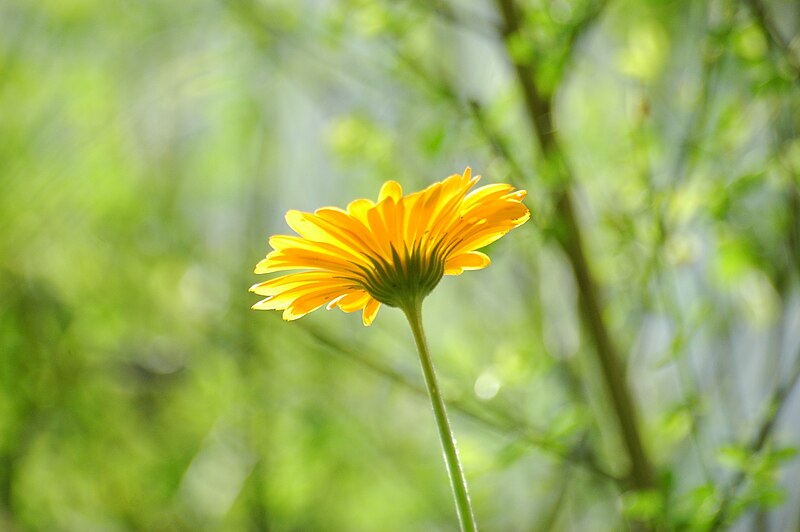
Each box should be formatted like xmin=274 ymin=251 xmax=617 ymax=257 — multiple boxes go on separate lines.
xmin=250 ymin=168 xmax=530 ymax=325
xmin=356 ymin=242 xmax=446 ymax=309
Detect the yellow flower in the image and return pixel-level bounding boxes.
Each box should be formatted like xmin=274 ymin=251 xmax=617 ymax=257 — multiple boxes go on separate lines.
xmin=250 ymin=168 xmax=530 ymax=325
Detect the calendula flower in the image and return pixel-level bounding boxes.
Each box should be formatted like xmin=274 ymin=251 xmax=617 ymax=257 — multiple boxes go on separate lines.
xmin=250 ymin=168 xmax=529 ymax=531
xmin=250 ymin=167 xmax=530 ymax=325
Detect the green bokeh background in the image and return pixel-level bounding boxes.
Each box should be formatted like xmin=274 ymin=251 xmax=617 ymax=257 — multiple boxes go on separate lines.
xmin=2 ymin=0 xmax=799 ymax=530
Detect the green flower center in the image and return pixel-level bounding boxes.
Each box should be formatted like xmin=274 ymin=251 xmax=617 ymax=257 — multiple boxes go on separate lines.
xmin=357 ymin=244 xmax=444 ymax=309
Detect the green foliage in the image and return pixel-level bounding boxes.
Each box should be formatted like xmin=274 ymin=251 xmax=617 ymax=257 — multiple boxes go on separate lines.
xmin=1 ymin=0 xmax=800 ymax=530
xmin=620 ymin=489 xmax=663 ymax=521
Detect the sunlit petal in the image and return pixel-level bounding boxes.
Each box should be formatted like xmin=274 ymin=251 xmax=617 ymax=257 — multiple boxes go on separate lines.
xmin=444 ymin=251 xmax=491 ymax=276
xmin=362 ymin=297 xmax=381 ymax=326
xmin=378 ymin=180 xmax=403 ymax=202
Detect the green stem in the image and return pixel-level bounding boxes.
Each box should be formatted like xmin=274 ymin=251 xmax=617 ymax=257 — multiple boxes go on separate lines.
xmin=402 ymin=299 xmax=478 ymax=532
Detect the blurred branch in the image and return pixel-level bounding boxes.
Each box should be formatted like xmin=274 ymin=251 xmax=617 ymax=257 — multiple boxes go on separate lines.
xmin=492 ymin=0 xmax=656 ymax=493
xmin=222 ymin=0 xmax=411 ymax=107
xmin=389 ymin=43 xmax=536 ymax=185
xmin=533 ymin=463 xmax=573 ymax=532
xmin=669 ymin=31 xmax=724 ymax=186
xmin=299 ymin=323 xmax=621 ymax=484
xmin=0 ymin=20 xmax=24 ymax=95
xmin=400 ymin=0 xmax=608 ymax=181
xmin=222 ymin=0 xmax=281 ymax=50
xmin=638 ymin=18 xmax=727 ymax=304
xmin=226 ymin=0 xmax=535 ymax=189
xmin=787 ymin=183 xmax=800 ymax=274
xmin=708 ymin=346 xmax=800 ymax=530
xmin=562 ymin=0 xmax=609 ymax=72
xmin=465 ymin=99 xmax=531 ymax=184
xmin=406 ymin=0 xmax=499 ymax=39
xmin=745 ymin=0 xmax=800 ymax=84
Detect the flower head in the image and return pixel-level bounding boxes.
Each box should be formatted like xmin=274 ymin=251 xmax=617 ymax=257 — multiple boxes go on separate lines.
xmin=250 ymin=168 xmax=530 ymax=325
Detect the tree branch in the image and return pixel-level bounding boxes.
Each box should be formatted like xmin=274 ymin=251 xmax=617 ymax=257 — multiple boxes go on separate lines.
xmin=493 ymin=0 xmax=656 ymax=492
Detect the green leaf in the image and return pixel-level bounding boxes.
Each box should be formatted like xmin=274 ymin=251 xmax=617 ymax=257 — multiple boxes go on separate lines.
xmin=620 ymin=489 xmax=663 ymax=520
xmin=765 ymin=446 xmax=798 ymax=466
xmin=716 ymin=445 xmax=751 ymax=471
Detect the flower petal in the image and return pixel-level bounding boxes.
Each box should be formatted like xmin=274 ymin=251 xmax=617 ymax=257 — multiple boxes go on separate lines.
xmin=268 ymin=235 xmax=372 ymax=269
xmin=378 ymin=180 xmax=403 ymax=202
xmin=444 ymin=251 xmax=491 ymax=275
xmin=254 ymin=249 xmax=363 ymax=275
xmin=444 ymin=202 xmax=530 ymax=256
xmin=362 ymin=297 xmax=381 ymax=326
xmin=285 ymin=209 xmax=377 ymax=260
xmin=346 ymin=198 xmax=374 ymax=224
xmin=252 ymin=280 xmax=354 ymax=310
xmin=250 ymin=271 xmax=353 ymax=296
xmin=281 ymin=288 xmax=350 ymax=320
xmin=336 ymin=290 xmax=371 ymax=313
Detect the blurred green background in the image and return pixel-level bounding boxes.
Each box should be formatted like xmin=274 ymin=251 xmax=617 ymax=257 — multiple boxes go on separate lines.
xmin=2 ymin=0 xmax=800 ymax=530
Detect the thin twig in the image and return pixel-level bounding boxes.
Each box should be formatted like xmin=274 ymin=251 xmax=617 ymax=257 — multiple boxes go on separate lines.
xmin=389 ymin=42 xmax=536 ymax=186
xmin=708 ymin=347 xmax=800 ymax=530
xmin=533 ymin=463 xmax=573 ymax=532
xmin=406 ymin=0 xmax=499 ymax=39
xmin=299 ymin=322 xmax=622 ymax=484
xmin=465 ymin=99 xmax=532 ymax=185
xmin=745 ymin=0 xmax=800 ymax=84
xmin=562 ymin=0 xmax=609 ymax=73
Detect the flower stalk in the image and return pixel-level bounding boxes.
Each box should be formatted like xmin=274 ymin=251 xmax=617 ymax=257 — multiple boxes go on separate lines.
xmin=402 ymin=298 xmax=477 ymax=532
